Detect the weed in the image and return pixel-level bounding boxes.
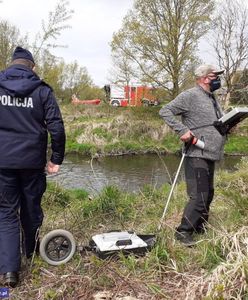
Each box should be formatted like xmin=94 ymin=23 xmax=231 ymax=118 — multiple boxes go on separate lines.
xmin=95 ymin=274 xmax=115 ymax=289
xmin=92 ymin=127 xmax=112 ymax=140
xmin=162 ymin=133 xmax=182 ymax=153
xmin=119 ymin=253 xmax=139 ymax=273
xmin=44 ymin=289 xmax=58 ymax=300
xmin=196 ymin=237 xmax=225 ymax=270
xmin=149 ymin=238 xmax=170 ymax=265
xmin=96 ymin=185 xmax=134 ymax=222
xmin=44 ymin=182 xmax=71 ymax=208
xmin=69 ymin=188 xmax=89 ymax=201
xmin=224 ymin=135 xmax=248 ymax=154
xmin=66 ymin=141 xmax=97 ymax=155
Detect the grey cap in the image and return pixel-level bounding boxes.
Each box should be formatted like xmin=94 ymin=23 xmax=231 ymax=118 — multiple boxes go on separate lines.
xmin=194 ymin=64 xmax=224 ymax=78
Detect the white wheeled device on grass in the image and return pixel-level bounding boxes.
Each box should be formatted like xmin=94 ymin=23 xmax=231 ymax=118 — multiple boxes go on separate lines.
xmin=39 ymin=229 xmax=156 ymax=266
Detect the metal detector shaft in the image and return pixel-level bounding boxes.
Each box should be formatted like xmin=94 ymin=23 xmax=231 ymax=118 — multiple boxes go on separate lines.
xmin=158 ymin=139 xmax=193 ymax=230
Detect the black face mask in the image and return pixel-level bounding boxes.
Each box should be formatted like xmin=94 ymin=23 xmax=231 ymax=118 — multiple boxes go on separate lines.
xmin=210 ymin=76 xmax=221 ymax=92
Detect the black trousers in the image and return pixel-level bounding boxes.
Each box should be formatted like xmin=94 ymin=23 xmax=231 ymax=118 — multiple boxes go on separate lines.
xmin=177 ymin=157 xmax=215 ymax=233
xmin=0 ymin=169 xmax=46 ymax=274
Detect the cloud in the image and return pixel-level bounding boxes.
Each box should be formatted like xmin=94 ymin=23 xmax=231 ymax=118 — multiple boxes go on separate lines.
xmin=0 ymin=0 xmax=134 ymax=86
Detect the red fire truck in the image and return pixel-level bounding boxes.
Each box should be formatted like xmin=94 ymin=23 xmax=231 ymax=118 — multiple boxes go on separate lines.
xmin=104 ymin=84 xmax=159 ymax=107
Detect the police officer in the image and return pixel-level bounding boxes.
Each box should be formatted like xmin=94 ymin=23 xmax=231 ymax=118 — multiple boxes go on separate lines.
xmin=0 ymin=46 xmax=66 ymax=287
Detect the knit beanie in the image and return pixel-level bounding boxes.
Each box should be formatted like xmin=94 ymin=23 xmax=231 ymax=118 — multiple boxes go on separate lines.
xmin=12 ymin=46 xmax=35 ymax=64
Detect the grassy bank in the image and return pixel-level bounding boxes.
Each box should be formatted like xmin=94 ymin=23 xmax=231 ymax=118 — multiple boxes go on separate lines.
xmin=62 ymin=103 xmax=178 ymax=156
xmin=6 ymin=157 xmax=248 ymax=299
xmin=61 ymin=103 xmax=248 ymax=157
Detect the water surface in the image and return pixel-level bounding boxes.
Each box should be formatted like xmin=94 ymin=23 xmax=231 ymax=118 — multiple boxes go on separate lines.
xmin=48 ymin=153 xmax=242 ymax=194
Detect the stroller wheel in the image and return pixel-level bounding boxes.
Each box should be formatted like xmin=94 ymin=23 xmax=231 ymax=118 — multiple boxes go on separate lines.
xmin=39 ymin=229 xmax=76 ymax=266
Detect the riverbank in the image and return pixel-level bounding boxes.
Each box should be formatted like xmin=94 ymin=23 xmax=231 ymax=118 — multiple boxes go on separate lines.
xmin=7 ymin=157 xmax=248 ymax=299
xmin=62 ymin=103 xmax=248 ymax=157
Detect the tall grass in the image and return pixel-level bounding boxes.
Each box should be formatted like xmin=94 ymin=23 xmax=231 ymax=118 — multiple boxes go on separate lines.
xmin=8 ymin=157 xmax=248 ymax=299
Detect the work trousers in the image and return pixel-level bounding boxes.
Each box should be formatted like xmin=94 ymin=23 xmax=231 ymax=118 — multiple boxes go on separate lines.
xmin=0 ymin=169 xmax=46 ymax=274
xmin=177 ymin=157 xmax=215 ymax=233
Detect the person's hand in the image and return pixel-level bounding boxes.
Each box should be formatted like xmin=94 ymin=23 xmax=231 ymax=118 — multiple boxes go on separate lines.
xmin=46 ymin=161 xmax=60 ymax=174
xmin=180 ymin=130 xmax=193 ymax=142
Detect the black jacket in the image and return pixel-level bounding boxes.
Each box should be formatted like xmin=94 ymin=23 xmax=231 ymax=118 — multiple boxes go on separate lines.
xmin=0 ymin=64 xmax=65 ymax=169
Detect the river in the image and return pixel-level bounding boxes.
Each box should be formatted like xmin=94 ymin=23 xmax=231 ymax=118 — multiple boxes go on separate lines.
xmin=47 ymin=153 xmax=243 ymax=194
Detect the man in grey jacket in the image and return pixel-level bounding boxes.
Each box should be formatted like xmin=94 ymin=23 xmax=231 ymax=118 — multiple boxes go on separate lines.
xmin=159 ymin=64 xmax=225 ymax=246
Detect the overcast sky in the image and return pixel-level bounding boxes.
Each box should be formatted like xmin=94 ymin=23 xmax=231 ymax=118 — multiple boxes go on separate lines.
xmin=0 ymin=0 xmax=134 ymax=87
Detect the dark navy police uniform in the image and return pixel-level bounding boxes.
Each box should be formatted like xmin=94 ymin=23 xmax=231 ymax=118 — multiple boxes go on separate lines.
xmin=0 ymin=61 xmax=65 ymax=274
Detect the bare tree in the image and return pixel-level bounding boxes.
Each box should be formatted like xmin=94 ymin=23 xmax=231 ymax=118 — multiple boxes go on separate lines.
xmin=111 ymin=0 xmax=214 ymax=99
xmin=0 ymin=20 xmax=27 ymax=70
xmin=32 ymin=0 xmax=74 ymax=61
xmin=108 ymin=53 xmax=134 ymax=86
xmin=0 ymin=0 xmax=73 ymax=71
xmin=211 ymin=0 xmax=248 ymax=108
